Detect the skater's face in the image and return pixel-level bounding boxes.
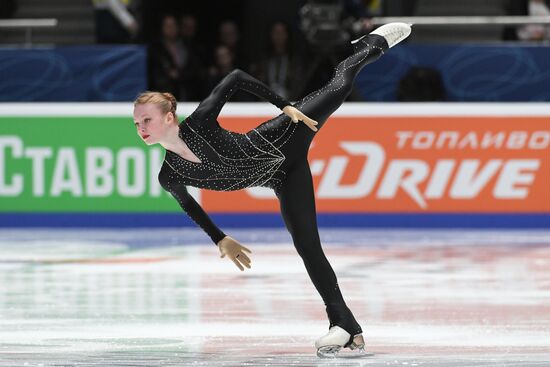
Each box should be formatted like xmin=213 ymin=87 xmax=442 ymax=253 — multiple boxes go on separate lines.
xmin=133 ymin=103 xmax=174 ymax=145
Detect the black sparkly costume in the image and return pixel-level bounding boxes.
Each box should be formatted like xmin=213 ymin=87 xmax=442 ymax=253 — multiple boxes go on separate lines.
xmin=158 ymin=34 xmax=388 ymax=336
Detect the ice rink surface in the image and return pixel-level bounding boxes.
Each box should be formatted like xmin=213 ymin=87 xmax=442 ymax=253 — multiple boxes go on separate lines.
xmin=1 ymin=228 xmax=549 ymax=367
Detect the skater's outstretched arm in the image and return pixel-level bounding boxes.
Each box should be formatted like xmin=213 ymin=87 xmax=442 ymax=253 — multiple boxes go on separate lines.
xmin=162 ymin=183 xmax=226 ymax=244
xmin=190 ymin=69 xmax=291 ymax=124
xmin=160 ymin=179 xmax=252 ymax=271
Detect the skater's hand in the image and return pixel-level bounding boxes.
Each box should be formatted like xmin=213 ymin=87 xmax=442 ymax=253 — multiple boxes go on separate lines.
xmin=217 ymin=236 xmax=252 ymax=271
xmin=283 ymin=106 xmax=318 ymax=132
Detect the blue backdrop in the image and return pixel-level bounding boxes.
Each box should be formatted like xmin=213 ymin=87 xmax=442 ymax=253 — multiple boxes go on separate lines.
xmin=0 ymin=44 xmax=549 ymax=102
xmin=356 ymin=44 xmax=550 ymax=101
xmin=0 ymin=45 xmax=146 ymax=102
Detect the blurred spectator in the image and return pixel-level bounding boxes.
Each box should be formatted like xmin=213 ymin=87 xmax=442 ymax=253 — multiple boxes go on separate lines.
xmin=217 ymin=20 xmax=247 ymax=68
xmin=180 ymin=14 xmax=208 ymax=101
xmin=149 ymin=15 xmax=187 ymax=99
xmin=204 ymin=45 xmax=235 ymax=92
xmin=180 ymin=14 xmax=207 ymax=64
xmin=93 ymin=0 xmax=138 ymax=43
xmin=397 ymin=67 xmax=446 ymax=102
xmin=204 ymin=45 xmax=251 ymax=101
xmin=503 ymin=0 xmax=550 ymax=41
xmin=251 ymin=21 xmax=303 ymax=101
xmin=179 ymin=14 xmax=206 ymax=101
xmin=0 ymin=0 xmax=17 ymax=18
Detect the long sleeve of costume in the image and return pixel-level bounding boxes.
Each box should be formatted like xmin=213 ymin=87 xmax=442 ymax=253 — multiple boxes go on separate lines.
xmin=190 ymin=69 xmax=291 ymax=124
xmin=164 ymin=182 xmax=226 ymax=245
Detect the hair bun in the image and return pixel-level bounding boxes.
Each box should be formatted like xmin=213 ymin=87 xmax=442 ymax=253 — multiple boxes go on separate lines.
xmin=162 ymin=92 xmax=177 ymax=114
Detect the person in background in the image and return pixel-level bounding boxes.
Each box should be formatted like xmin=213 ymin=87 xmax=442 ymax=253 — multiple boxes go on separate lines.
xmin=207 ymin=28 xmax=253 ymax=102
xmin=251 ymin=21 xmax=303 ymax=101
xmin=93 ymin=0 xmax=138 ymax=43
xmin=503 ymin=0 xmax=550 ymax=41
xmin=203 ymin=45 xmax=239 ymax=98
xmin=149 ymin=15 xmax=187 ymax=99
xmin=217 ymin=20 xmax=247 ymax=69
xmin=179 ymin=14 xmax=207 ymax=101
xmin=180 ymin=14 xmax=206 ymax=63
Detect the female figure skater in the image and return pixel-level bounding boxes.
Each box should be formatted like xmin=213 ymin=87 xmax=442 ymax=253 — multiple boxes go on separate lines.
xmin=133 ymin=23 xmax=411 ymax=357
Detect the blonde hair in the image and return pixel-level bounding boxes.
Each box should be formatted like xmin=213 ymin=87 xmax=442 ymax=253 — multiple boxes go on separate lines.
xmin=134 ymin=91 xmax=177 ymax=119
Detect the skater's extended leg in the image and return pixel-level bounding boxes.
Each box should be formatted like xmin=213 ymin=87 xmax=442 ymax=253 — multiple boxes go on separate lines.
xmin=291 ymin=23 xmax=411 ymax=146
xmin=275 ymin=158 xmax=362 ymax=335
xmin=251 ymin=23 xmax=411 ymax=159
xmin=294 ymin=35 xmax=386 ymax=131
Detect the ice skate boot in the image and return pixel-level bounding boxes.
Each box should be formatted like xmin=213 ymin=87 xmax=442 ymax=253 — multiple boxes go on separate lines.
xmin=315 ymin=325 xmax=365 ymax=358
xmin=351 ymin=22 xmax=411 ymax=52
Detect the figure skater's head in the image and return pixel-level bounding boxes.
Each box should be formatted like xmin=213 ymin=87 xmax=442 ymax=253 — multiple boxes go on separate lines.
xmin=133 ymin=91 xmax=177 ymax=145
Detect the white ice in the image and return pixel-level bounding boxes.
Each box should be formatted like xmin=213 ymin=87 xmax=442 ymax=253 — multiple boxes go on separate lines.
xmin=1 ymin=228 xmax=549 ymax=366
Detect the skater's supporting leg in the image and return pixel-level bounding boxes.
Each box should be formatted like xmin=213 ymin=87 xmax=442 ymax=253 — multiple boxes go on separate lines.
xmin=275 ymin=158 xmax=361 ymax=335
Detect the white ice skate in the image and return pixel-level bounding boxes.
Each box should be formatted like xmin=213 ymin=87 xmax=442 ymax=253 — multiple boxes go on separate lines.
xmin=315 ymin=325 xmax=365 ymax=358
xmin=351 ymin=22 xmax=412 ymax=49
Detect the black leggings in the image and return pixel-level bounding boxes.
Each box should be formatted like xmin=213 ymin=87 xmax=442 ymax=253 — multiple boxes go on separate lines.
xmin=273 ymin=35 xmax=387 ymax=335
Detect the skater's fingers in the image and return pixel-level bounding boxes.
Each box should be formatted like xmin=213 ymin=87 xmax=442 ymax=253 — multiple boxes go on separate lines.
xmin=231 ymin=257 xmax=244 ymax=271
xmin=235 ymin=252 xmax=251 ymax=269
xmin=240 ymin=257 xmax=251 ymax=269
xmin=304 ymin=120 xmax=318 ymax=132
xmin=309 ymin=118 xmax=318 ymax=126
xmin=299 ymin=114 xmax=318 ymax=131
xmin=239 ymin=252 xmax=251 ymax=265
xmin=235 ymin=252 xmax=251 ymax=266
xmin=241 ymin=245 xmax=252 ymax=253
xmin=298 ymin=111 xmax=315 ymax=123
xmin=308 ymin=117 xmax=318 ymax=126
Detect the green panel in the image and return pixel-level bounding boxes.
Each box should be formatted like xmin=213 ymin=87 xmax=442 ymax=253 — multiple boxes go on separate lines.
xmin=0 ymin=116 xmax=183 ymax=212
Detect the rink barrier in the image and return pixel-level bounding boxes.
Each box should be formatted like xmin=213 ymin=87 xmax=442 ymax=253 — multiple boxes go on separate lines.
xmin=1 ymin=103 xmax=549 ymax=228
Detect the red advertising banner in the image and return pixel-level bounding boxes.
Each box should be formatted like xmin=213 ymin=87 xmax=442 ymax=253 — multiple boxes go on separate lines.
xmin=204 ymin=116 xmax=550 ymax=213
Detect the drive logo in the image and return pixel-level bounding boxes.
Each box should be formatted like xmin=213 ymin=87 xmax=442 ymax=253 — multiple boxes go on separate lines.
xmin=312 ymin=141 xmax=540 ymax=209
xmin=204 ymin=117 xmax=550 ymax=213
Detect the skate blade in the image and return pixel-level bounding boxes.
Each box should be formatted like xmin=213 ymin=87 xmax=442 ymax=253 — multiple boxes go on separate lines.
xmin=318 ymin=346 xmax=370 ymax=359
xmin=316 ymin=345 xmax=341 ymax=358
xmin=348 ymin=334 xmax=365 ymax=350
